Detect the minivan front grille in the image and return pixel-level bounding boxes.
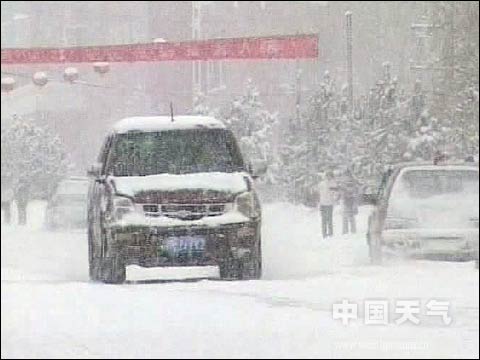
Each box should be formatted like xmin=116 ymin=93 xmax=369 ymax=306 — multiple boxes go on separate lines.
xmin=135 ymin=190 xmax=234 ymax=204
xmin=142 ymin=203 xmax=227 ymax=220
xmin=143 ymin=204 xmax=159 ymax=213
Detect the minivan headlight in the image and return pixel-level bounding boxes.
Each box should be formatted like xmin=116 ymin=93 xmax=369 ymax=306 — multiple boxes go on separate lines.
xmin=234 ymin=191 xmax=260 ymax=219
xmin=112 ymin=195 xmax=136 ymax=220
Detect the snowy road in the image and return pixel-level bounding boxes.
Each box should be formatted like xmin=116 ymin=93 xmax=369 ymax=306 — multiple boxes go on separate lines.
xmin=1 ymin=201 xmax=479 ymax=358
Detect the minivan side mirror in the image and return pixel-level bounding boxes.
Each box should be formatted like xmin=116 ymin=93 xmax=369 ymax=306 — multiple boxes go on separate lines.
xmin=87 ymin=163 xmax=102 ymax=178
xmin=249 ymin=161 xmax=268 ymax=180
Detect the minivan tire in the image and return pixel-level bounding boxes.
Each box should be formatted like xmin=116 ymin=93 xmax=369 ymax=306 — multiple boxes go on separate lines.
xmin=88 ymin=219 xmax=126 ymax=284
xmin=99 ymin=255 xmax=126 ymax=284
xmin=88 ymin=223 xmax=100 ymax=281
xmin=219 ymin=240 xmax=262 ymax=280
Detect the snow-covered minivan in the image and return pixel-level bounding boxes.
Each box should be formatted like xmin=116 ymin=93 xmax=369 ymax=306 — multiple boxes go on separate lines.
xmin=87 ymin=116 xmax=263 ymax=283
xmin=367 ymin=161 xmax=479 ymax=267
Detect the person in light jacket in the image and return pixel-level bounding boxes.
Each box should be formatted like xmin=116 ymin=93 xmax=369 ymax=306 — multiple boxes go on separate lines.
xmin=1 ymin=180 xmax=14 ymax=225
xmin=318 ymin=171 xmax=339 ymax=238
xmin=340 ymin=169 xmax=360 ymax=234
xmin=15 ymin=182 xmax=30 ymax=226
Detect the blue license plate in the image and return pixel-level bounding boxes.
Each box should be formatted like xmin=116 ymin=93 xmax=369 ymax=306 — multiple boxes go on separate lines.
xmin=165 ymin=236 xmax=206 ymax=258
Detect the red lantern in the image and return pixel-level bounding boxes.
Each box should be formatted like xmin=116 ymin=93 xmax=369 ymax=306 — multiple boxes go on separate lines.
xmin=32 ymin=71 xmax=48 ymax=87
xmin=93 ymin=62 xmax=110 ymax=75
xmin=1 ymin=77 xmax=16 ymax=92
xmin=64 ymin=67 xmax=79 ymax=83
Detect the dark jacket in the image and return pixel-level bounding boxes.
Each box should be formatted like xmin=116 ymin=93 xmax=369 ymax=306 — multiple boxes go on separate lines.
xmin=340 ymin=177 xmax=359 ymax=215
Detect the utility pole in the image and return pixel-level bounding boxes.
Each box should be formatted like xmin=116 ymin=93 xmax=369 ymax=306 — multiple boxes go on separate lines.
xmin=410 ymin=14 xmax=432 ymax=85
xmin=447 ymin=2 xmax=455 ymax=85
xmin=345 ymin=11 xmax=353 ymax=111
xmin=409 ymin=4 xmax=444 ymax=92
xmin=192 ymin=1 xmax=202 ymax=106
xmin=295 ymin=59 xmax=302 ymax=122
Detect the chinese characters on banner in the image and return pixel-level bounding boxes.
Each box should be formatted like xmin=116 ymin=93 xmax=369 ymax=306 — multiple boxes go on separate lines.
xmin=1 ymin=34 xmax=319 ymax=64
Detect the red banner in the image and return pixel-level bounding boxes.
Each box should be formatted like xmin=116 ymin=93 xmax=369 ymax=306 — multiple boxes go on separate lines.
xmin=1 ymin=34 xmax=318 ymax=65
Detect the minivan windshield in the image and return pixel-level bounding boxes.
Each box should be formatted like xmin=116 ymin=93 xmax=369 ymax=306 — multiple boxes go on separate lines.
xmin=106 ymin=129 xmax=245 ymax=176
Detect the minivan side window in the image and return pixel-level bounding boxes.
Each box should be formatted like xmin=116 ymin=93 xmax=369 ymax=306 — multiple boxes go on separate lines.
xmin=98 ymin=135 xmax=114 ymax=175
xmin=225 ymin=130 xmax=246 ymax=171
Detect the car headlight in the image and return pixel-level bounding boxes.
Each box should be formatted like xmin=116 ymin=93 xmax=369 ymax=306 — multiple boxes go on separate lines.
xmin=111 ymin=195 xmax=136 ymax=220
xmin=384 ymin=216 xmax=418 ymax=230
xmin=234 ymin=191 xmax=260 ymax=219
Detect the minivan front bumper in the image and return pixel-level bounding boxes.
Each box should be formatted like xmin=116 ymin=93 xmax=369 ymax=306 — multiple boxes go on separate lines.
xmin=106 ymin=220 xmax=260 ymax=267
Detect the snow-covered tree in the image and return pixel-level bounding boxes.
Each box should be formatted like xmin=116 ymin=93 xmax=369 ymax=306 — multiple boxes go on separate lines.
xmin=1 ymin=115 xmax=69 ymax=208
xmin=192 ymin=91 xmax=213 ymax=116
xmin=276 ymin=118 xmax=311 ymax=203
xmin=429 ymin=1 xmax=479 ymax=158
xmin=222 ymin=80 xmax=280 ymax=184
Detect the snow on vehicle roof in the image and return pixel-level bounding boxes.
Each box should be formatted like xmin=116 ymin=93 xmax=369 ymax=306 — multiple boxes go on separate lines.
xmin=403 ymin=165 xmax=478 ymax=171
xmin=112 ymin=116 xmax=226 ymax=134
xmin=392 ymin=161 xmax=479 ymax=171
xmin=400 ymin=165 xmax=479 ymax=171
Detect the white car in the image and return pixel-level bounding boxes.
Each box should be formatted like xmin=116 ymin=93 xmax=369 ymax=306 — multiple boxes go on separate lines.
xmin=367 ymin=161 xmax=479 ymax=267
xmin=45 ymin=177 xmax=89 ymax=229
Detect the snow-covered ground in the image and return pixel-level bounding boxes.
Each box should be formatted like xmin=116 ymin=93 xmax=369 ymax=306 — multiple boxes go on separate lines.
xmin=1 ymin=201 xmax=478 ymax=358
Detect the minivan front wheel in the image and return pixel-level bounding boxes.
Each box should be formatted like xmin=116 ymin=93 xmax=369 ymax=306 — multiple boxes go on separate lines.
xmin=89 ymin=220 xmax=126 ymax=284
xmin=88 ymin=220 xmax=101 ymax=281
xmin=99 ymin=255 xmax=126 ymax=284
xmin=88 ymin=236 xmax=97 ymax=281
xmin=219 ymin=239 xmax=262 ymax=280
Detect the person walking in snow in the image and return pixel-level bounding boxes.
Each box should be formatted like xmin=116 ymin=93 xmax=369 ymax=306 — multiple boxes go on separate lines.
xmin=1 ymin=177 xmax=14 ymax=225
xmin=340 ymin=169 xmax=360 ymax=234
xmin=318 ymin=171 xmax=339 ymax=238
xmin=15 ymin=182 xmax=30 ymax=226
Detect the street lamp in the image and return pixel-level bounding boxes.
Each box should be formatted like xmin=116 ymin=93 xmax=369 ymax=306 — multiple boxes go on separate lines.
xmin=1 ymin=77 xmax=16 ymax=120
xmin=93 ymin=62 xmax=110 ymax=94
xmin=32 ymin=71 xmax=49 ymax=124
